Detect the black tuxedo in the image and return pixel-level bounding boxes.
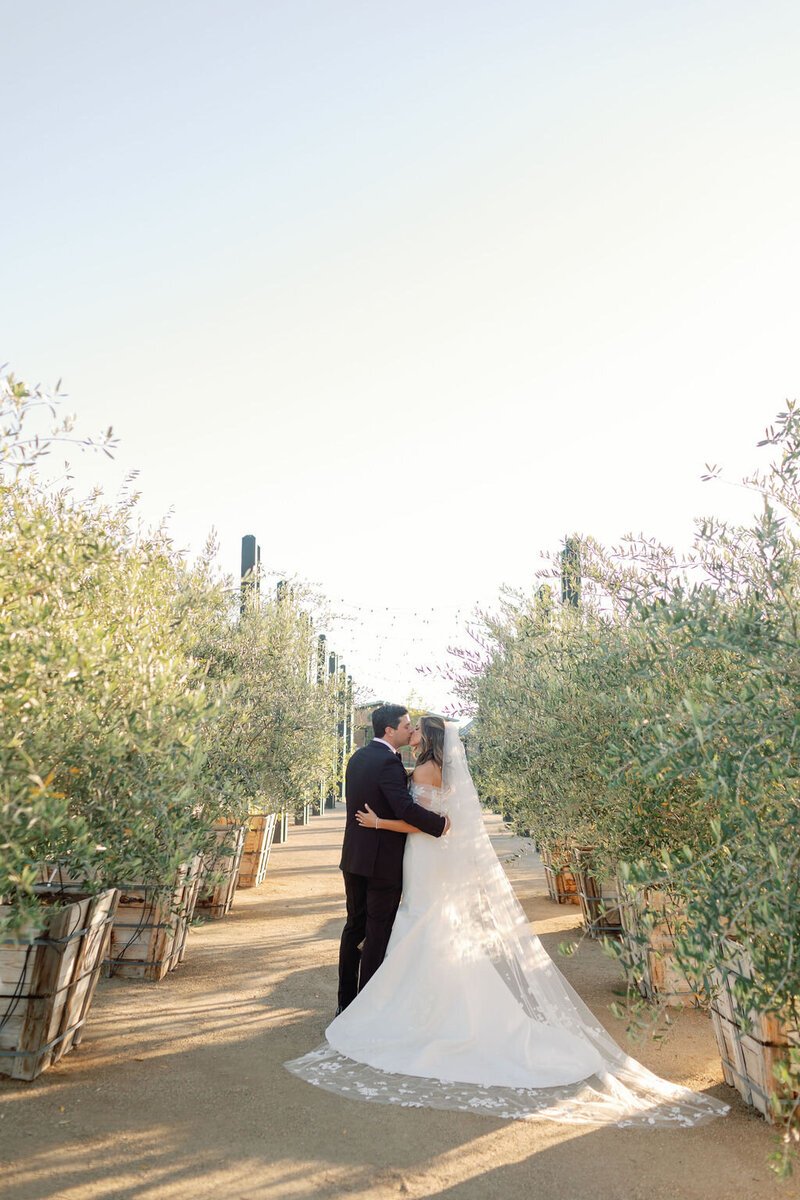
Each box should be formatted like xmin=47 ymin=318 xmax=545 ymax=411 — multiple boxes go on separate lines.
xmin=337 ymin=740 xmax=446 ymax=1008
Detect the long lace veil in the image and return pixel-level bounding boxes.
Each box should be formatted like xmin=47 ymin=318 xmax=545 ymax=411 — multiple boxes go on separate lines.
xmin=285 ymin=723 xmax=728 ymax=1126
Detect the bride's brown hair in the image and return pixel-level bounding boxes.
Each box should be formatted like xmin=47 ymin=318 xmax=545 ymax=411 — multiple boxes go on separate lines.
xmin=415 ymin=715 xmax=446 ymax=770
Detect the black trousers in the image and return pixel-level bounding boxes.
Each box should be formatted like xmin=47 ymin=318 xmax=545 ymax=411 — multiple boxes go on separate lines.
xmin=337 ymin=870 xmax=402 ymax=1009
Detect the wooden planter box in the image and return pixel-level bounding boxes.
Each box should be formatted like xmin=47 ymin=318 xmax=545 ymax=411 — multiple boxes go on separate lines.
xmin=617 ymin=883 xmax=701 ymax=1007
xmin=105 ymin=856 xmax=204 ymax=980
xmin=36 ymin=858 xmax=203 ymax=982
xmin=540 ymin=844 xmax=579 ymax=906
xmin=569 ymin=848 xmax=623 ymax=938
xmin=237 ymin=812 xmax=279 ymax=889
xmin=710 ymin=943 xmax=799 ymax=1122
xmin=294 ymin=802 xmax=312 ymax=826
xmin=196 ymin=823 xmax=248 ymax=919
xmin=0 ymin=888 xmax=118 ymax=1080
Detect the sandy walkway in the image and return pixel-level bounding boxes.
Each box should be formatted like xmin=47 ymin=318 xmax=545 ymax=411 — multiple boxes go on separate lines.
xmin=0 ymin=809 xmax=794 ymax=1200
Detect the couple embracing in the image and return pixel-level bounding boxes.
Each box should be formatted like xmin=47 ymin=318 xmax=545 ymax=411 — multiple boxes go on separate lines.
xmin=287 ymin=705 xmax=729 ymax=1127
xmin=337 ymin=704 xmax=449 ymax=1011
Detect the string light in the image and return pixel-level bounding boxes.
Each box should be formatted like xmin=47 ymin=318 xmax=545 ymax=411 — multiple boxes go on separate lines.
xmin=258 ymin=565 xmax=484 ymax=701
xmin=317 ymin=593 xmax=484 ymax=706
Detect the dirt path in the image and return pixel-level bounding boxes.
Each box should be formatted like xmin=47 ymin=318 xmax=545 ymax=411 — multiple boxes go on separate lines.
xmin=0 ymin=809 xmax=794 ymax=1200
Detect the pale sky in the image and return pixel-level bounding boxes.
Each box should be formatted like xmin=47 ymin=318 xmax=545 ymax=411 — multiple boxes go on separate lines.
xmin=3 ymin=1 xmax=799 ymax=710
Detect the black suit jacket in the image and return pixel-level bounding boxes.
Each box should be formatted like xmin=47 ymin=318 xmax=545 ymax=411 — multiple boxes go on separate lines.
xmin=339 ymin=741 xmax=447 ymax=884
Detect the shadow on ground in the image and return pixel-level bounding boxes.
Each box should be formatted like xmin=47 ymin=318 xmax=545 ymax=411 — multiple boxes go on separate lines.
xmin=0 ymin=814 xmax=790 ymax=1200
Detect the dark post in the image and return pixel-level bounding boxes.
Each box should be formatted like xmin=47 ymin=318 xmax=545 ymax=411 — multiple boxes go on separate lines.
xmin=561 ymin=538 xmax=581 ymax=609
xmin=325 ymin=652 xmax=340 ymax=810
xmin=536 ymin=583 xmax=553 ymax=622
xmin=346 ymin=675 xmax=354 ymax=756
xmin=311 ymin=635 xmax=328 ymax=815
xmin=336 ymin=664 xmax=347 ymax=800
xmin=240 ymin=535 xmax=257 ymax=615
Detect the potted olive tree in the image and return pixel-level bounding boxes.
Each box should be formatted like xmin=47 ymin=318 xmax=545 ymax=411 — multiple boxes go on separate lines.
xmin=457 ymin=587 xmax=627 ymax=936
xmin=1 ymin=376 xmax=222 ymax=1002
xmin=608 ymin=411 xmax=800 ymax=1173
xmin=189 ymin=577 xmax=338 ymax=913
xmin=1 ymin=380 xmax=118 ymax=1079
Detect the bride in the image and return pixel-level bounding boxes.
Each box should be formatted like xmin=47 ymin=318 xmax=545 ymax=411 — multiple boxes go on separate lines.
xmin=286 ymin=717 xmax=728 ymax=1126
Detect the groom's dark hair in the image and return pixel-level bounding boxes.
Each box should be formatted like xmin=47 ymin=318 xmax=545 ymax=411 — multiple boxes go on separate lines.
xmin=371 ymin=703 xmax=408 ymax=739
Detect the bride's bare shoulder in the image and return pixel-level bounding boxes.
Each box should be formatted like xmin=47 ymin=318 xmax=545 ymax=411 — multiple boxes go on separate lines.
xmin=412 ymin=760 xmax=443 ymax=787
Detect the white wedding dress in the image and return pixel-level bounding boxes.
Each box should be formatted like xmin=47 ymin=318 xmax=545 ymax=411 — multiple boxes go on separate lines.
xmin=285 ymin=725 xmax=728 ymax=1126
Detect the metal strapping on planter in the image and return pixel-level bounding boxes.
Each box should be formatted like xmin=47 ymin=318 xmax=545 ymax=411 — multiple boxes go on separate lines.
xmin=0 ymin=1018 xmax=87 ymax=1059
xmin=0 ymin=913 xmax=117 ymax=953
xmin=111 ymin=919 xmax=181 ymax=930
xmin=107 ymin=959 xmax=179 ymax=967
xmin=2 ymin=923 xmax=108 ymax=948
xmin=0 ymin=959 xmax=116 ymax=1001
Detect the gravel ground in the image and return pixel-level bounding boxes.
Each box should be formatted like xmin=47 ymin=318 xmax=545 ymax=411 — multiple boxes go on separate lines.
xmin=0 ymin=809 xmax=794 ymax=1200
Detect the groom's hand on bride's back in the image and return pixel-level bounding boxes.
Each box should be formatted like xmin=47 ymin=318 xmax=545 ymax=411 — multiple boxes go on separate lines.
xmin=443 ymin=815 xmax=451 ymax=835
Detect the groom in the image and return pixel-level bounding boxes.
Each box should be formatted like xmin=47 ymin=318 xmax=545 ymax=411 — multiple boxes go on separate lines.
xmin=337 ymin=702 xmax=448 ymax=1011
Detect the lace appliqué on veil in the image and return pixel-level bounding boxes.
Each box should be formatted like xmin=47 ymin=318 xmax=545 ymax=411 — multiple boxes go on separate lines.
xmin=285 ymin=1044 xmax=727 ymax=1127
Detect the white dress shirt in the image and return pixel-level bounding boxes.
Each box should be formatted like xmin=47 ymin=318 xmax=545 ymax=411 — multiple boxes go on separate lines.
xmin=372 ymin=737 xmax=400 ymax=755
